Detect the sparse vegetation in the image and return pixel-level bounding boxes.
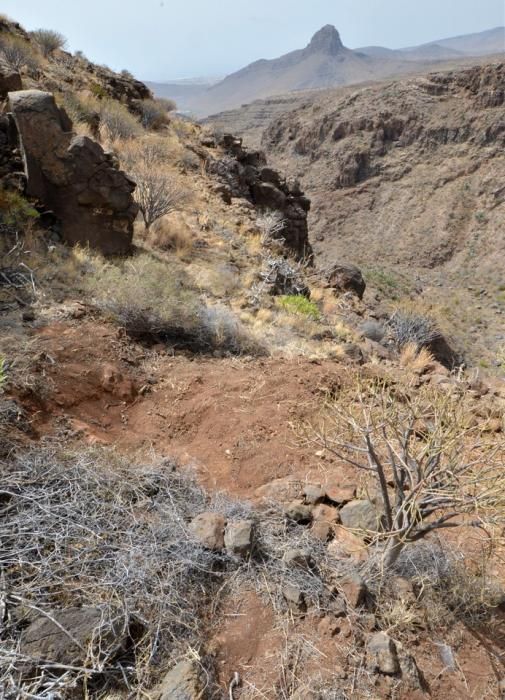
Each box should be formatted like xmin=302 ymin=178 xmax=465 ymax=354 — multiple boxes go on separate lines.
xmin=388 ymin=309 xmax=440 ymax=349
xmin=308 ymin=380 xmax=505 ymax=569
xmin=90 ymin=253 xmax=263 ymax=355
xmin=121 ymin=139 xmax=189 ymax=229
xmin=98 ymin=98 xmax=141 ymax=141
xmin=0 ymin=35 xmax=37 ymax=71
xmin=30 ymin=28 xmax=67 ymax=56
xmin=278 ymin=294 xmax=320 ymax=320
xmin=134 ymin=98 xmax=173 ymax=130
xmin=256 ymin=209 xmax=285 ymax=245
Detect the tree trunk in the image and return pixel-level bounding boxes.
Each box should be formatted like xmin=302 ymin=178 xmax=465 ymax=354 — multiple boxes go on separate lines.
xmin=382 ymin=535 xmax=406 ymax=570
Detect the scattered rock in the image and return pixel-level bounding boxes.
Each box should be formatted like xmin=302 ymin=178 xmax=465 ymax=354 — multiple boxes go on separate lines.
xmin=338 ymin=573 xmax=367 ymax=608
xmin=329 ymin=526 xmax=369 ymax=561
xmin=9 ymin=90 xmax=137 ymax=255
xmin=339 ymin=499 xmax=379 ymax=533
xmin=366 ymin=632 xmax=400 ymax=675
xmin=189 ymin=512 xmax=225 ymax=550
xmin=324 ymin=483 xmax=356 ymax=505
xmin=0 ymin=68 xmax=22 ymax=98
xmin=158 ymin=659 xmax=208 ymax=700
xmin=343 ymin=343 xmax=365 ymax=364
xmin=19 ymin=606 xmax=134 ymax=671
xmin=283 ymin=548 xmax=313 ymax=570
xmin=224 ymin=520 xmax=254 ymax=557
xmin=303 ymin=484 xmax=326 ymax=505
xmin=285 ymin=500 xmax=313 ymax=524
xmin=100 ymin=364 xmax=137 ymax=401
xmin=312 ymin=503 xmax=339 ymax=523
xmin=323 ymin=263 xmax=366 ymax=299
xmin=283 ymin=583 xmax=306 ymax=610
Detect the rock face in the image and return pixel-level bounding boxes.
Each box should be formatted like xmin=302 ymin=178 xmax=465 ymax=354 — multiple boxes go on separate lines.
xmin=8 ymin=90 xmax=137 ymax=254
xmin=208 ymin=134 xmax=312 ymax=260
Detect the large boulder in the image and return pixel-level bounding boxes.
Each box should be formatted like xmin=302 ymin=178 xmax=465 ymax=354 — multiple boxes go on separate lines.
xmin=8 ymin=90 xmax=137 ymax=254
xmin=323 ymin=263 xmax=366 ymax=299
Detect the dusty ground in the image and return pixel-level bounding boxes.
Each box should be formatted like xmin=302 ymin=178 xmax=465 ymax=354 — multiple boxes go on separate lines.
xmin=5 ymin=316 xmax=499 ymax=698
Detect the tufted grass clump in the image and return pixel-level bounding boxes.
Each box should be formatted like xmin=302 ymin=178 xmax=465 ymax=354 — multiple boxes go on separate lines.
xmin=278 ymin=294 xmax=320 ymax=320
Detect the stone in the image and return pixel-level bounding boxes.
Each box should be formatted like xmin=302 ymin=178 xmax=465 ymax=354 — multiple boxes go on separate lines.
xmin=159 ymin=659 xmax=207 ymax=700
xmin=0 ymin=68 xmax=22 ymax=98
xmin=303 ymin=484 xmax=325 ymax=504
xmin=339 ymin=499 xmax=379 ymax=533
xmin=324 ymin=263 xmax=366 ymax=299
xmin=19 ymin=606 xmax=134 ymax=670
xmin=189 ymin=512 xmax=225 ymax=550
xmin=329 ymin=526 xmax=369 ymax=561
xmin=285 ymin=500 xmax=313 ymax=524
xmin=323 ymin=482 xmax=356 ymax=505
xmin=312 ymin=503 xmax=339 ymax=523
xmin=338 ymin=573 xmax=367 ymax=608
xmin=310 ymin=520 xmax=332 ymax=541
xmin=283 ymin=583 xmax=305 ymax=610
xmin=100 ymin=364 xmax=137 ymax=401
xmin=390 ymin=576 xmax=417 ymax=604
xmin=366 ymin=632 xmax=400 ymax=675
xmin=9 ymin=90 xmax=137 ymax=254
xmin=283 ymin=548 xmax=313 ymax=570
xmin=224 ymin=520 xmax=254 ymax=557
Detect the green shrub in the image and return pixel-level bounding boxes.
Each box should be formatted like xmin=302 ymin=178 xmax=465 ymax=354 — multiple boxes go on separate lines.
xmin=89 ymin=82 xmax=107 ymax=99
xmin=278 ymin=294 xmax=320 ymax=320
xmin=0 ymin=190 xmax=39 ymax=228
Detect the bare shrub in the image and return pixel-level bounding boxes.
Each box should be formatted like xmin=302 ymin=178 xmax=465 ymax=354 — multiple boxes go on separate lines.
xmin=256 ymin=209 xmax=285 ymax=246
xmin=134 ymin=98 xmax=172 ymax=130
xmin=90 ymin=253 xmax=264 ymax=355
xmin=30 ymin=29 xmax=67 ymax=57
xmin=121 ymin=140 xmax=189 ymax=229
xmin=307 ymin=380 xmax=505 ymax=570
xmin=389 ymin=309 xmax=440 ymax=349
xmin=0 ymin=36 xmax=38 ymax=72
xmin=98 ymin=99 xmax=141 ymax=142
xmin=0 ymin=445 xmax=228 ymax=695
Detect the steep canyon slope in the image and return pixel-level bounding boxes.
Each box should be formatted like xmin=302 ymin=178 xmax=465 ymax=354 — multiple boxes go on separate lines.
xmin=260 ymin=61 xmax=505 ymax=363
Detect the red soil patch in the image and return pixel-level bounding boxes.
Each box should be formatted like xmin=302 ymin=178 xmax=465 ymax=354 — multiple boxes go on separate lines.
xmin=34 ymin=319 xmax=353 ymax=496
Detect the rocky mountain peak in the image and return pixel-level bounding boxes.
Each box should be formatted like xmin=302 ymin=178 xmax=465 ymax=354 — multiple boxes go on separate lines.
xmin=306 ymin=25 xmax=345 ymax=55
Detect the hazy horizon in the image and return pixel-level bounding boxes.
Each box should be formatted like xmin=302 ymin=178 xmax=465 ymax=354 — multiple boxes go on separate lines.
xmin=2 ymin=0 xmax=504 ymax=81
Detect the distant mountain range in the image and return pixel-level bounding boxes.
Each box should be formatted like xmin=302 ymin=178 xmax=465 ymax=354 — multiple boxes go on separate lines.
xmin=147 ymin=25 xmax=504 ymax=116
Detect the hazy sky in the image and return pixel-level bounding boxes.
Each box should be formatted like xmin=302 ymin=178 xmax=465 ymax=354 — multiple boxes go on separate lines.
xmin=4 ymin=0 xmax=504 ymax=80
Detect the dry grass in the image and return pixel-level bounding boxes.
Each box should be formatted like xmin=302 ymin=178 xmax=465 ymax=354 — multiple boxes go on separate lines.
xmin=399 ymin=342 xmax=435 ymax=373
xmin=148 ymin=216 xmax=194 ymax=257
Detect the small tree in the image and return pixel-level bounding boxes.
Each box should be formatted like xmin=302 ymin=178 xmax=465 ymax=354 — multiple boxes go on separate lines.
xmin=123 ymin=141 xmax=189 ymax=230
xmin=308 ymin=380 xmax=505 ymax=570
xmin=30 ymin=29 xmax=67 ymax=57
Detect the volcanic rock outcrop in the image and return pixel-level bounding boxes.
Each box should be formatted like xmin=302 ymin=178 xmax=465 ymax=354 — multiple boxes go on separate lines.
xmin=209 ymin=133 xmax=312 ymax=260
xmin=8 ymin=90 xmax=137 ymax=254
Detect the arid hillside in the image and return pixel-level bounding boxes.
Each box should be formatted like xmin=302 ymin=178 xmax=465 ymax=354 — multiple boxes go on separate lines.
xmin=257 ymin=61 xmax=505 ymax=366
xmin=1 ymin=13 xmax=505 ymax=700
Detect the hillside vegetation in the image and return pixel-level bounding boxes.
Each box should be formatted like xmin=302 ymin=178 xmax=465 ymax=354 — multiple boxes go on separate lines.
xmin=0 ymin=13 xmax=505 ymax=700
